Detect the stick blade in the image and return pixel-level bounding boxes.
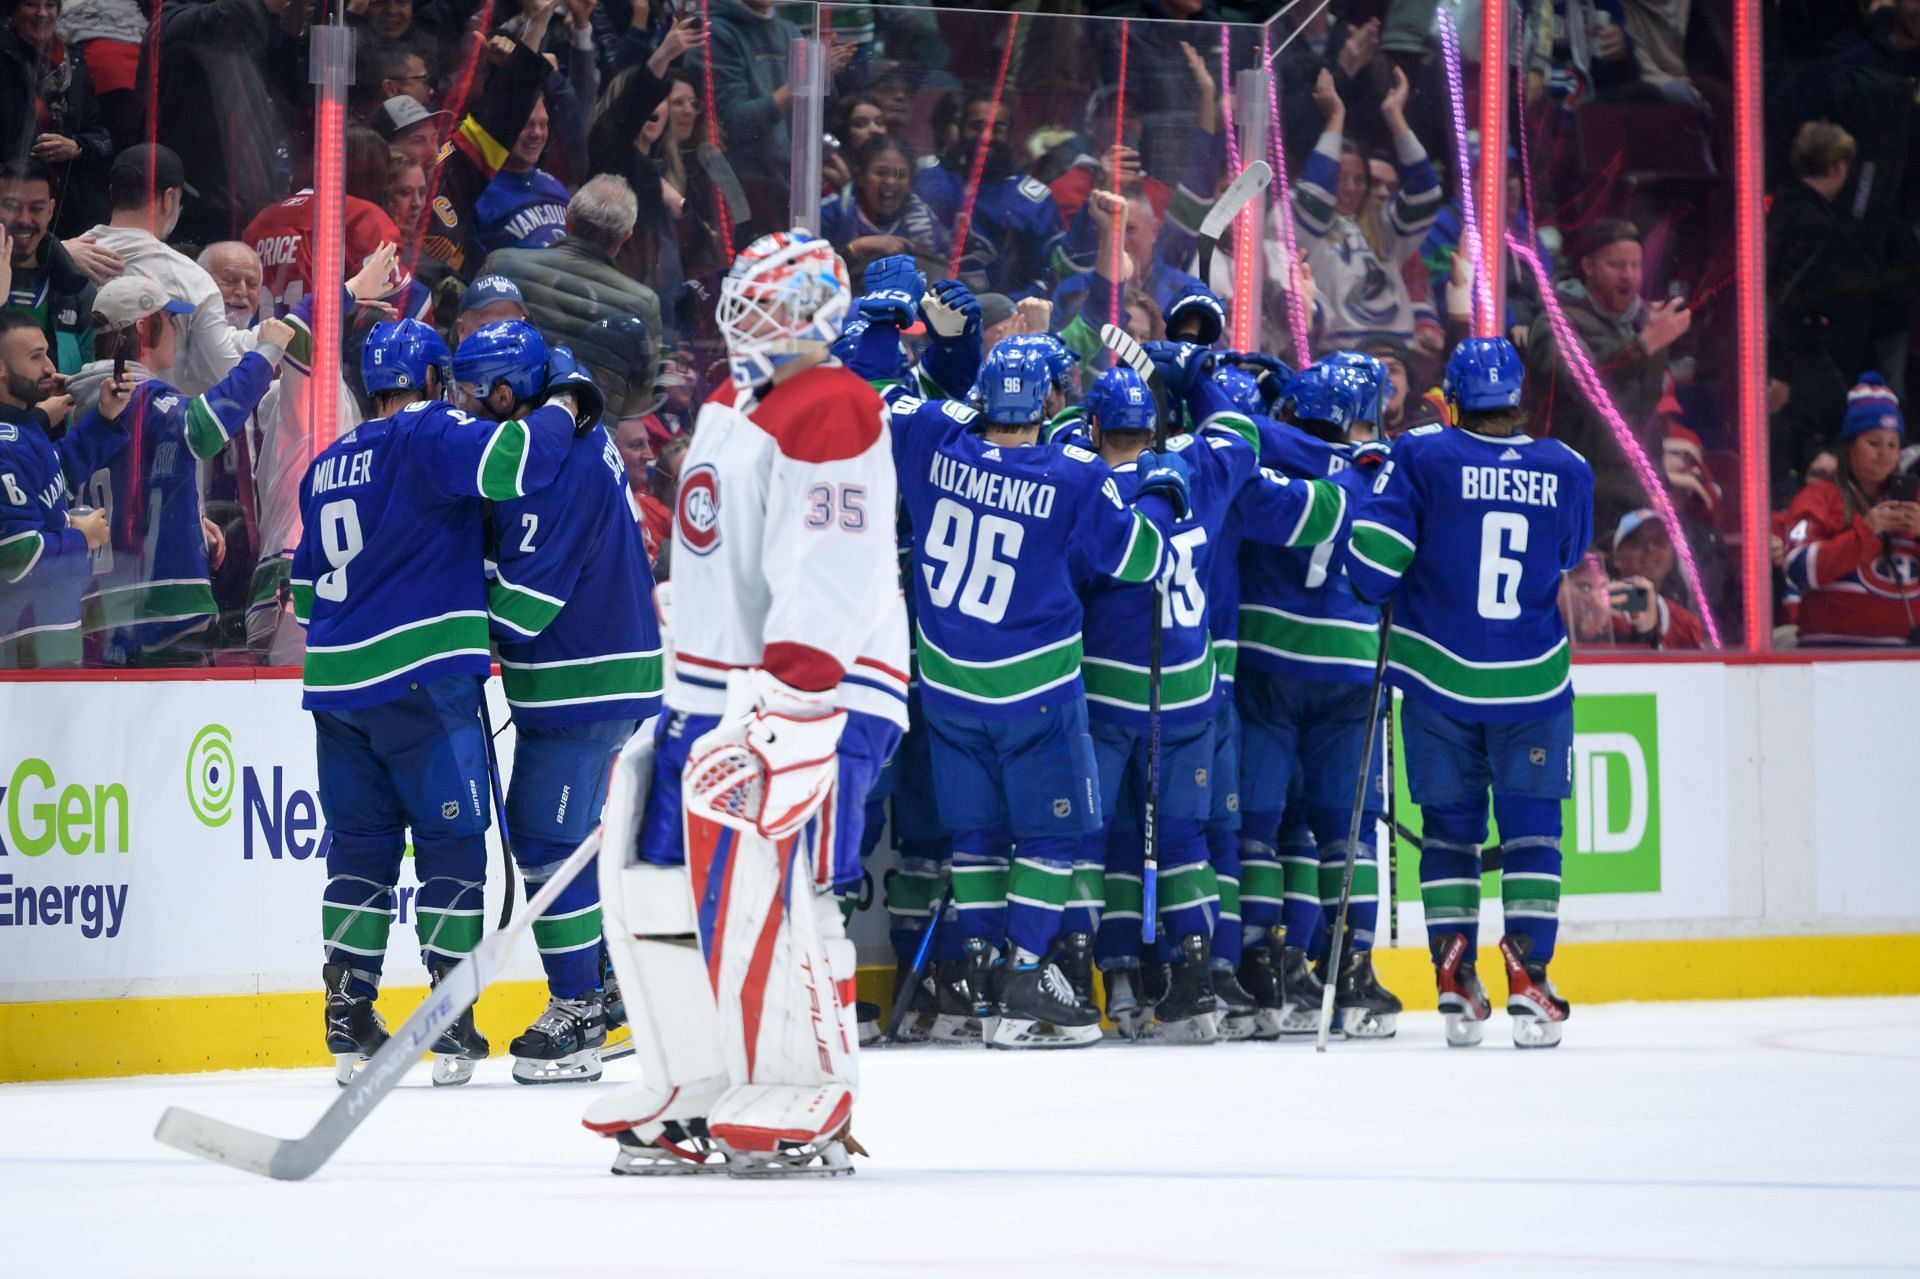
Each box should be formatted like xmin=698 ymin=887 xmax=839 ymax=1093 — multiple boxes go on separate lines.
xmin=154 ymin=1105 xmax=301 ymax=1180
xmin=1199 ymin=160 xmax=1273 ymax=241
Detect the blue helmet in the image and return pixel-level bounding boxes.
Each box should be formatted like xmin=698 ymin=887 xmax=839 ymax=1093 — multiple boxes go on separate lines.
xmin=971 ymin=339 xmax=1055 ymax=426
xmin=1444 ymin=337 xmax=1525 ymax=413
xmin=1212 ymin=365 xmax=1264 ymax=418
xmin=1085 ymin=366 xmax=1156 ymax=434
xmin=1324 ymin=350 xmax=1392 ymax=425
xmin=999 ymin=332 xmax=1076 ymax=392
xmin=1280 ymin=362 xmax=1367 ymax=434
xmin=453 ymin=320 xmax=549 ymax=405
xmin=1164 ymin=285 xmax=1226 ymax=347
xmin=360 ymin=319 xmax=451 ymax=396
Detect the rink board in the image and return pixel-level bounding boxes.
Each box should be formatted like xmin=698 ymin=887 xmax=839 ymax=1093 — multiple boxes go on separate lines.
xmin=2 ymin=659 xmax=1918 ymax=1081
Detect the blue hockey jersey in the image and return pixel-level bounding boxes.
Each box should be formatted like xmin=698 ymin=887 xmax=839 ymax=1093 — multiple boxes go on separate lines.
xmin=487 ymin=424 xmax=664 ymax=728
xmin=474 ymin=167 xmax=571 ymax=255
xmin=292 ymin=399 xmax=576 ymax=711
xmin=886 ymin=385 xmax=1171 ymax=720
xmin=0 ymin=404 xmax=125 ymax=666
xmin=1344 ymin=423 xmax=1594 ymax=722
xmin=914 ymin=160 xmax=1065 ymax=300
xmin=78 ymin=353 xmax=275 ymax=661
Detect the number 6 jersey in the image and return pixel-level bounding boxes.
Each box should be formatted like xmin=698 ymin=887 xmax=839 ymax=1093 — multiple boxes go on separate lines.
xmin=1343 ymin=423 xmax=1593 ymax=722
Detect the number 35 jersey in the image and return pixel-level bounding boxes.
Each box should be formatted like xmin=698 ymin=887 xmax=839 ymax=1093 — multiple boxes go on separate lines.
xmin=665 ymin=365 xmax=907 ymax=729
xmin=1343 ymin=424 xmax=1593 ymax=723
xmin=887 ymin=387 xmax=1171 ymax=722
xmin=291 ymin=400 xmax=577 ymax=711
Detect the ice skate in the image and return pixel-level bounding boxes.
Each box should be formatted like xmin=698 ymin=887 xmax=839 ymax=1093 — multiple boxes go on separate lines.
xmin=1053 ymin=931 xmax=1095 ymax=1006
xmin=884 ymin=958 xmax=939 ymax=1043
xmin=322 ymin=963 xmax=388 ymax=1086
xmin=986 ymin=961 xmax=1102 ymax=1048
xmin=1148 ymin=935 xmax=1220 ymax=1043
xmin=724 ymin=1133 xmax=859 ymax=1178
xmin=857 ymin=1001 xmax=884 ymax=1046
xmin=509 ymin=992 xmax=607 ymax=1084
xmin=1103 ymin=966 xmax=1149 ymax=1040
xmin=1432 ymin=932 xmax=1491 ymax=1047
xmin=1334 ymin=949 xmax=1401 ymax=1039
xmin=1275 ymin=944 xmax=1326 ymax=1036
xmin=1500 ymin=934 xmax=1569 ymax=1049
xmin=599 ymin=945 xmax=634 ymax=1062
xmin=1211 ymin=964 xmax=1260 ymax=1041
xmin=927 ymin=953 xmax=983 ymax=1044
xmin=427 ymin=962 xmax=489 ymax=1086
xmin=1236 ymin=940 xmax=1286 ymax=1040
xmin=609 ymin=1123 xmax=729 ymax=1175
xmin=584 ymin=1076 xmax=731 ymax=1176
xmin=710 ymin=1084 xmax=860 ymax=1177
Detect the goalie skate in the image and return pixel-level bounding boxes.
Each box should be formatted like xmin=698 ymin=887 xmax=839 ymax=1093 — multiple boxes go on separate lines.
xmin=1500 ymin=934 xmax=1569 ymax=1049
xmin=610 ymin=1124 xmax=730 ymax=1176
xmin=709 ymin=1083 xmax=859 ymax=1178
xmin=585 ymin=1077 xmax=732 ymax=1176
xmin=1432 ymin=932 xmax=1491 ymax=1048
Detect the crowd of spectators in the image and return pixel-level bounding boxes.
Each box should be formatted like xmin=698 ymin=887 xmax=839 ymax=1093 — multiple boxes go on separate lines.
xmin=2 ymin=0 xmax=1913 ymax=664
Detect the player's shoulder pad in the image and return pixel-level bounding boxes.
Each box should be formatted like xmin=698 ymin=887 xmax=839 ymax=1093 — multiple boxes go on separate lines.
xmin=1018 ymin=176 xmax=1050 ymax=204
xmin=1062 ymin=444 xmax=1098 ymax=463
xmin=756 ymin=365 xmax=885 ymax=463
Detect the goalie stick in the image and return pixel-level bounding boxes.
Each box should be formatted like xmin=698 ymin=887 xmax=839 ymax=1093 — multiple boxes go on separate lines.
xmin=1100 ymin=323 xmax=1171 ymax=944
xmin=1194 ymin=160 xmax=1272 ymax=290
xmin=153 ymin=827 xmax=604 ymax=1181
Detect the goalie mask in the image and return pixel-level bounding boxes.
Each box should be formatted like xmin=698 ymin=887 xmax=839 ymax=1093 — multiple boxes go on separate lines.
xmin=717 ymin=230 xmax=852 ymax=392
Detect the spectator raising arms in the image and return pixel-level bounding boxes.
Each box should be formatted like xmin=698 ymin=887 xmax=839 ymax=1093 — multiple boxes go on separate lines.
xmin=1783 ymin=376 xmax=1920 ymax=647
xmin=822 ymin=134 xmax=948 ymax=284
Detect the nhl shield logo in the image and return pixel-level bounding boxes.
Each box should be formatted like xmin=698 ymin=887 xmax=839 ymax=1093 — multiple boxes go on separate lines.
xmin=1226 ymin=793 xmax=1239 ymax=812
xmin=1529 ymin=747 xmax=1547 ymax=766
xmin=441 ymin=801 xmax=460 ymax=819
xmin=677 ymin=464 xmax=722 ymax=555
xmin=1052 ymin=798 xmax=1071 ymax=818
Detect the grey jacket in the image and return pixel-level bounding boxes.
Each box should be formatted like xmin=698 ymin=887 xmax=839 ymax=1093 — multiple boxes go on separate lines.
xmin=479 ymin=236 xmax=662 ymax=413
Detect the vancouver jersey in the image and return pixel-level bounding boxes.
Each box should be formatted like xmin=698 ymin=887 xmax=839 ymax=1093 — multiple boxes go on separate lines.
xmin=488 ymin=424 xmax=665 ymax=727
xmin=886 ymin=385 xmax=1170 ymax=721
xmin=291 ymin=399 xmax=576 ymax=711
xmin=914 ymin=161 xmax=1065 ymax=299
xmin=0 ymin=407 xmax=124 ymax=665
xmin=474 ymin=167 xmax=571 ymax=256
xmin=1344 ymin=423 xmax=1594 ymax=722
xmin=1237 ymin=412 xmax=1383 ymax=685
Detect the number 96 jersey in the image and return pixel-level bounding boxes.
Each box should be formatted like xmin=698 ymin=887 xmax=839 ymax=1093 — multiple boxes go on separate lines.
xmin=666 ymin=366 xmax=907 ymax=728
xmin=1343 ymin=424 xmax=1594 ymax=723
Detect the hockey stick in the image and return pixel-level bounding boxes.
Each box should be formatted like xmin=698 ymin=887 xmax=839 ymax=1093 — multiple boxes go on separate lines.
xmin=1316 ymin=603 xmax=1392 ymax=1052
xmin=1194 ymin=160 xmax=1272 ymax=292
xmin=1100 ymin=323 xmax=1171 ymax=946
xmin=478 ymin=695 xmax=516 ymax=930
xmin=1385 ymin=692 xmax=1397 ymax=947
xmin=885 ymin=880 xmax=953 ymax=1042
xmin=154 ymin=827 xmax=605 ymax=1181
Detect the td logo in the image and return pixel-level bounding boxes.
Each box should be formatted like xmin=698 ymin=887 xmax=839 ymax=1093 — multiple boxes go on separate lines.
xmin=185 ymin=724 xmax=331 ymax=861
xmin=1566 ymin=694 xmax=1661 ymax=893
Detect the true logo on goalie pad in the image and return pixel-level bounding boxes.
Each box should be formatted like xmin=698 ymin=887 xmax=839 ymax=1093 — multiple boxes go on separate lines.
xmin=678 ymin=464 xmax=721 ymax=556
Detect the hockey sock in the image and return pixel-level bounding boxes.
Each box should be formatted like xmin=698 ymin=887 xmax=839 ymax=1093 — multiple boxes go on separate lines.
xmin=1154 ymin=822 xmax=1218 ymax=948
xmin=1006 ymin=844 xmax=1073 ymax=961
xmin=1062 ymin=859 xmax=1105 ymax=938
xmin=322 ymin=875 xmax=396 ymax=997
xmin=416 ymin=875 xmax=485 ymax=970
xmin=1493 ymin=795 xmax=1564 ymax=962
xmin=1208 ymin=820 xmax=1243 ymax=967
xmin=1417 ymin=801 xmax=1488 ymax=962
xmin=1237 ymin=837 xmax=1283 ymax=933
xmin=1279 ymin=836 xmax=1322 ymax=955
xmin=886 ymin=855 xmax=948 ymax=962
xmin=950 ymin=841 xmax=1010 ymax=949
xmin=520 ymin=840 xmax=601 ymax=1000
xmin=1310 ymin=805 xmax=1380 ymax=952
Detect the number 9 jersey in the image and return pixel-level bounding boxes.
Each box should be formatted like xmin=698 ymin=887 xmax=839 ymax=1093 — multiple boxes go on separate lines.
xmin=1343 ymin=423 xmax=1593 ymax=722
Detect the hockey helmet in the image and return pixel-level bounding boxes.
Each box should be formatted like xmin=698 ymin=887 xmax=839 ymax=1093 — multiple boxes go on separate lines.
xmin=360 ymin=318 xmax=451 ymax=396
xmin=1280 ymin=362 xmax=1367 ymax=435
xmin=452 ymin=319 xmax=549 ymax=406
xmin=1444 ymin=337 xmax=1526 ymax=414
xmin=1085 ymin=365 xmax=1156 ymax=435
xmin=1212 ymin=365 xmax=1264 ymax=418
xmin=999 ymin=332 xmax=1077 ymax=392
xmin=970 ymin=339 xmax=1055 ymax=426
xmin=716 ymin=229 xmax=852 ymax=391
xmin=1324 ymin=349 xmax=1393 ymax=425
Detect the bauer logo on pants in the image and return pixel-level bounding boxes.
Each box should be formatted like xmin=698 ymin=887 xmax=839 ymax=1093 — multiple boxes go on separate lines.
xmin=678 ymin=464 xmax=721 ymax=555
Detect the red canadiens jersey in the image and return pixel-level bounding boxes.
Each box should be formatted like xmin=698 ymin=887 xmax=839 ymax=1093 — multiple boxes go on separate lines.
xmin=668 ymin=363 xmax=908 ymax=730
xmin=243 ymin=193 xmax=404 ymax=318
xmin=1782 ymin=479 xmax=1920 ymax=644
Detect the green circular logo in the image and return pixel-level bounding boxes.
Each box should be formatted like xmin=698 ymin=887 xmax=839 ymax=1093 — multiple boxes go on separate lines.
xmin=186 ymin=724 xmax=236 ymax=827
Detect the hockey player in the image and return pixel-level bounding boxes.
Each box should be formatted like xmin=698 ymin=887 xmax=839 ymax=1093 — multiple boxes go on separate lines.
xmin=584 ymin=230 xmax=902 ymax=1175
xmin=293 ymin=316 xmax=588 ymax=1084
xmin=1343 ymin=337 xmax=1593 ymax=1049
xmin=1234 ymin=360 xmax=1404 ymax=1037
xmin=482 ymin=344 xmax=662 ymax=1084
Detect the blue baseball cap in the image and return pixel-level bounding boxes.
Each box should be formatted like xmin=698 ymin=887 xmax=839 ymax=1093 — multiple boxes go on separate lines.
xmin=460 ymin=275 xmax=526 ymax=314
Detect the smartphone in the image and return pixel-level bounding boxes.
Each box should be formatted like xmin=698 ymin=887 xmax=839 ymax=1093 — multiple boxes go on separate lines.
xmin=1885 ymin=471 xmax=1920 ymax=504
xmin=1609 ymin=583 xmax=1650 ymax=615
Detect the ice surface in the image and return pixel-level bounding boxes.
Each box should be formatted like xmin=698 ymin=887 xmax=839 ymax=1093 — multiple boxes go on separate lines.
xmin=3 ymin=998 xmax=1916 ymax=1277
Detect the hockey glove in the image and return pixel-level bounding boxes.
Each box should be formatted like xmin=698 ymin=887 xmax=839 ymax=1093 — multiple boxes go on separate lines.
xmin=543 ymin=346 xmax=606 ymax=435
xmin=1135 ymin=448 xmax=1193 ymax=520
xmin=1349 ymin=440 xmax=1391 ymax=474
xmin=920 ymin=279 xmax=981 ymax=340
xmin=857 ymin=254 xmax=925 ymax=327
xmin=685 ymin=668 xmax=847 ymax=841
xmin=1226 ymin=352 xmax=1294 ymax=413
xmin=1163 ymin=286 xmax=1226 ymax=346
xmin=1143 ymin=340 xmax=1213 ymax=400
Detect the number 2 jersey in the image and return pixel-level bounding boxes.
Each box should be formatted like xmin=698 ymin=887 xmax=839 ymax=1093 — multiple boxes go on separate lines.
xmin=1344 ymin=423 xmax=1593 ymax=722
xmin=291 ymin=399 xmax=577 ymax=711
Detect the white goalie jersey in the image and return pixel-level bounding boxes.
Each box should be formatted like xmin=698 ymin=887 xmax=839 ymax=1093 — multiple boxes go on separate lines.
xmin=666 ymin=362 xmax=906 ymax=726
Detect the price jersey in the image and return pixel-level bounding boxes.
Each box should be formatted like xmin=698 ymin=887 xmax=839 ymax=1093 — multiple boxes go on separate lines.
xmin=666 ymin=365 xmax=906 ymax=729
xmin=291 ymin=399 xmax=577 ymax=711
xmin=243 ymin=192 xmax=403 ymax=319
xmin=884 ymin=385 xmax=1170 ymax=721
xmin=1344 ymin=423 xmax=1594 ymax=722
xmin=488 ymin=424 xmax=664 ymax=727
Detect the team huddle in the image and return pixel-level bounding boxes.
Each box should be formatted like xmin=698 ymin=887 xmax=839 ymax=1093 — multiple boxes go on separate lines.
xmin=292 ymin=225 xmax=1592 ymax=1178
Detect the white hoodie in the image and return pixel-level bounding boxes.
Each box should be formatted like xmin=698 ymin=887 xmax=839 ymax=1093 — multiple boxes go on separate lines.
xmin=84 ymin=225 xmax=254 ymax=399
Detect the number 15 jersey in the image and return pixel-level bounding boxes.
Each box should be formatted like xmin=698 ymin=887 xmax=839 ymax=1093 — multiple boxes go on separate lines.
xmin=1343 ymin=424 xmax=1593 ymax=723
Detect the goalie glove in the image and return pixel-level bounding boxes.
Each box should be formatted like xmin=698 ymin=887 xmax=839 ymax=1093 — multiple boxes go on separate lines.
xmin=685 ymin=669 xmax=847 ymax=840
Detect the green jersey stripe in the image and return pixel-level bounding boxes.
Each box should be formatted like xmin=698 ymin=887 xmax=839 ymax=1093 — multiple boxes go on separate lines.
xmin=184 ymin=395 xmax=231 ymax=461
xmin=1350 ymin=519 xmax=1415 ymax=575
xmin=1389 ymin=625 xmax=1571 ymax=704
xmin=1083 ymin=647 xmax=1216 ymax=712
xmin=532 ymin=906 xmax=603 ymax=953
xmin=1292 ymin=479 xmax=1347 ymax=546
xmin=290 ymin=578 xmax=314 ymax=624
xmin=486 ymin=573 xmax=565 ymax=637
xmin=916 ymin=627 xmax=1084 ymax=706
xmin=477 ymin=418 xmax=532 ymax=499
xmin=303 ymin=612 xmax=491 ymax=690
xmin=83 ymin=579 xmax=216 ymax=632
xmin=1239 ymin=604 xmax=1378 ymax=667
xmin=0 ymin=529 xmax=44 ymax=583
xmin=1113 ymin=511 xmax=1164 ymax=583
xmin=501 ymin=651 xmax=664 ymax=707
xmin=1200 ymin=410 xmax=1259 ymax=454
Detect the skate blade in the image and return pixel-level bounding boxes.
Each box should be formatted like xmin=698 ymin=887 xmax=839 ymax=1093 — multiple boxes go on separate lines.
xmin=724 ymin=1141 xmax=856 ymax=1178
xmin=431 ymin=1054 xmax=479 ymax=1086
xmin=1443 ymin=1012 xmax=1487 ymax=1048
xmin=927 ymin=1014 xmax=983 ymax=1044
xmin=611 ymin=1147 xmax=728 ymax=1176
xmin=1275 ymin=1004 xmax=1326 ymax=1037
xmin=1219 ymin=1012 xmax=1260 ymax=1042
xmin=1149 ymin=1014 xmax=1220 ymax=1045
xmin=1337 ymin=1009 xmax=1398 ymax=1039
xmin=601 ymin=1025 xmax=635 ymax=1062
xmin=1249 ymin=1009 xmax=1286 ymax=1040
xmin=986 ymin=1017 xmax=1102 ymax=1049
xmin=1510 ymin=1015 xmax=1564 ymax=1049
xmin=1107 ymin=1009 xmax=1149 ymax=1041
xmin=332 ymin=1053 xmax=369 ymax=1086
xmin=885 ymin=1014 xmax=938 ymax=1045
xmin=511 ymin=1048 xmax=604 ymax=1084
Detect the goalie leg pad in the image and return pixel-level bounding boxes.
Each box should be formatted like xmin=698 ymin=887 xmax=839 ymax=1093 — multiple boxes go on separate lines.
xmin=709 ymin=1083 xmax=857 ymax=1178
